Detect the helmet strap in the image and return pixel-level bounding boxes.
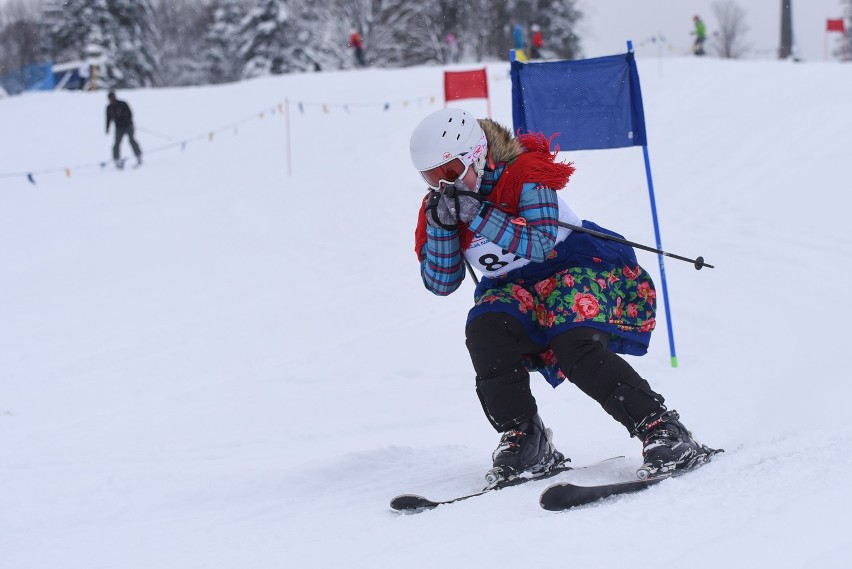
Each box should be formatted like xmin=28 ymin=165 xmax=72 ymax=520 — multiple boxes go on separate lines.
xmin=472 ymin=150 xmax=488 ymax=192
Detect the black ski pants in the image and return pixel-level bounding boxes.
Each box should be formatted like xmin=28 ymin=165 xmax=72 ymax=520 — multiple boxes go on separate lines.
xmin=113 ymin=125 xmax=142 ymax=161
xmin=465 ymin=312 xmax=665 ymax=434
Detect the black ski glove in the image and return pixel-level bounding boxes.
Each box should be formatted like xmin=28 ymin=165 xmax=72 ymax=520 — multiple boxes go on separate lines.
xmin=424 ymin=191 xmax=455 ymax=230
xmin=424 ymin=188 xmax=483 ymax=230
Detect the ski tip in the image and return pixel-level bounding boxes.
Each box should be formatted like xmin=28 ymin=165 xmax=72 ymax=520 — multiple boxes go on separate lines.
xmin=538 ymin=482 xmax=582 ymax=511
xmin=390 ymin=494 xmax=438 ymax=513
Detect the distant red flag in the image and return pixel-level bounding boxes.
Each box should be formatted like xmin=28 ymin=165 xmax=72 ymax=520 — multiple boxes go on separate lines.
xmin=826 ymin=19 xmax=845 ymax=32
xmin=444 ymin=69 xmax=488 ymax=103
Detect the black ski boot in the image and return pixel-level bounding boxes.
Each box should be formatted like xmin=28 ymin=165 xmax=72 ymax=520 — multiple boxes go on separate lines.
xmin=485 ymin=414 xmax=565 ymax=487
xmin=635 ymin=410 xmax=717 ymax=479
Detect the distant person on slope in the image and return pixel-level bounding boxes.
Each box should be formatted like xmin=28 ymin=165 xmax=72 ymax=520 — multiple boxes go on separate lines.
xmin=692 ymin=15 xmax=707 ymax=56
xmin=445 ymin=32 xmax=460 ymax=64
xmin=512 ymin=23 xmax=526 ymax=57
xmin=409 ymin=108 xmax=718 ymax=486
xmin=349 ymin=29 xmax=366 ymax=68
xmin=530 ymin=24 xmax=544 ymax=59
xmin=106 ymin=91 xmax=142 ymax=169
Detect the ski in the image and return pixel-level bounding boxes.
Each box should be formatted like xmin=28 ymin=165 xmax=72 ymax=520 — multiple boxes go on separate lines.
xmin=539 ymin=448 xmax=722 ymax=511
xmin=390 ymin=457 xmax=622 ymax=514
xmin=539 ymin=475 xmax=669 ymax=511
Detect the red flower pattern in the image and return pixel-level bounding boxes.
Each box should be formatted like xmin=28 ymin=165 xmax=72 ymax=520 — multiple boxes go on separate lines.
xmin=474 ymin=264 xmax=654 ymax=360
xmin=572 ymin=293 xmax=600 ymax=319
xmin=613 ymin=297 xmax=623 ymax=319
xmin=637 ymin=281 xmax=656 ymax=304
xmin=512 ymin=285 xmax=536 ymax=313
xmin=534 ymin=277 xmax=557 ymax=299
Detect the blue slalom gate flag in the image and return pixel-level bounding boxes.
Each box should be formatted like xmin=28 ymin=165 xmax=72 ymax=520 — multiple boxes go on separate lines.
xmin=510 ymin=46 xmax=680 ymax=368
xmin=511 ymin=51 xmax=647 ymax=151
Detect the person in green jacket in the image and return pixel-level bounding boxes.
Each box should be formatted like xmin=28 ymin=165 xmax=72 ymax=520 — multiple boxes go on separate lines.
xmin=692 ymin=15 xmax=707 ymax=56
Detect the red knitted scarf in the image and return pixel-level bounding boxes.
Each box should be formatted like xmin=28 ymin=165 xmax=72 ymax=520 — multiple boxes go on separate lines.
xmin=414 ymin=132 xmax=575 ymax=260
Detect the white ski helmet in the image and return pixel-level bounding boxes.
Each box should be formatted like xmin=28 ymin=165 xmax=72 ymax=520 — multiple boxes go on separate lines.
xmin=410 ymin=108 xmax=488 ymax=189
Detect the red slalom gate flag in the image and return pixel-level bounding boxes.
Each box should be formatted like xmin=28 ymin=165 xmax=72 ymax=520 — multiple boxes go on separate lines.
xmin=444 ymin=68 xmax=488 ymax=101
xmin=444 ymin=68 xmax=491 ymax=116
xmin=826 ymin=19 xmax=845 ymax=32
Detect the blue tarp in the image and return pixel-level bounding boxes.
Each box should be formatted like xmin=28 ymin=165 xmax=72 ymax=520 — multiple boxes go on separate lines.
xmin=511 ymin=52 xmax=647 ymax=151
xmin=0 ymin=62 xmax=55 ymax=96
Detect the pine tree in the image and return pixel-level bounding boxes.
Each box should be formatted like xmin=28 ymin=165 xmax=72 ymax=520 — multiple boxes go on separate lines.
xmin=439 ymin=0 xmax=582 ymax=62
xmin=453 ymin=0 xmax=511 ymax=61
xmin=205 ymin=0 xmax=249 ymax=82
xmin=365 ymin=0 xmax=443 ymax=67
xmin=343 ymin=0 xmax=441 ymax=67
xmin=45 ymin=0 xmax=160 ymax=88
xmin=153 ymin=0 xmax=217 ymax=86
xmin=107 ymin=0 xmax=161 ymax=86
xmin=44 ymin=0 xmax=105 ymax=64
xmin=239 ymin=0 xmax=306 ymax=78
xmin=0 ymin=0 xmax=49 ymax=75
xmin=295 ymin=2 xmax=349 ymax=71
xmin=432 ymin=0 xmax=463 ymax=62
xmin=533 ymin=0 xmax=583 ymax=60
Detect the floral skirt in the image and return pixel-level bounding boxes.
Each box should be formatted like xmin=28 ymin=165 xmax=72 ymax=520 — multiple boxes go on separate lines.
xmin=466 ymin=221 xmax=657 ymax=387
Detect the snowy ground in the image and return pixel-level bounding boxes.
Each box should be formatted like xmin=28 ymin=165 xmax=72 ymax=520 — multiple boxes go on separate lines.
xmin=2 ymin=57 xmax=851 ymax=569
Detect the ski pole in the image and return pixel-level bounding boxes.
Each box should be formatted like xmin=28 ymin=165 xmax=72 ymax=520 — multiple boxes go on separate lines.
xmin=136 ymin=126 xmax=173 ymax=141
xmin=557 ymin=221 xmax=714 ymax=270
xmin=463 ymin=256 xmax=480 ymax=285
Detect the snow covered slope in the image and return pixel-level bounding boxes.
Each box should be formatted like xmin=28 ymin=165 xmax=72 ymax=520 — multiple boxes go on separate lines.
xmin=2 ymin=58 xmax=851 ymax=569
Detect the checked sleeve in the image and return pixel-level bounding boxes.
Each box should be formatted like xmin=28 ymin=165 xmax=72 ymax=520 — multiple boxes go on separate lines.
xmin=468 ymin=183 xmax=560 ymax=263
xmin=419 ymin=225 xmax=465 ymax=296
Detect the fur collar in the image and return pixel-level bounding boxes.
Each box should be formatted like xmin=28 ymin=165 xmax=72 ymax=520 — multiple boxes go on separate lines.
xmin=478 ymin=118 xmax=524 ymax=164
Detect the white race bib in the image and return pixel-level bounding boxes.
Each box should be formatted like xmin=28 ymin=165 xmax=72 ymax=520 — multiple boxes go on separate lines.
xmin=464 ymin=196 xmax=580 ymax=277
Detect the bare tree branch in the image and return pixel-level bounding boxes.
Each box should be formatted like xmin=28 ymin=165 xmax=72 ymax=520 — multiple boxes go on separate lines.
xmin=710 ymin=0 xmax=750 ymax=59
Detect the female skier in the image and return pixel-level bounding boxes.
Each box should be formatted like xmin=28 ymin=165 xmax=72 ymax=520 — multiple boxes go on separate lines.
xmin=410 ymin=108 xmax=716 ymax=484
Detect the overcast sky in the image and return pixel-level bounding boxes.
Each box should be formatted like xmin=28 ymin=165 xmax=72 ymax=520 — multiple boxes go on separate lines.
xmin=577 ymin=0 xmax=848 ymax=61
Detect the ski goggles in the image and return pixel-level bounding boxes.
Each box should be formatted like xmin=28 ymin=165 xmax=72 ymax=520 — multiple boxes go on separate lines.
xmin=418 ymin=131 xmax=488 ymax=190
xmin=419 ymin=157 xmax=470 ymax=190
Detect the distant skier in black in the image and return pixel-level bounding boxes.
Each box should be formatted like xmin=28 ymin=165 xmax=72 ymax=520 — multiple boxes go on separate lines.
xmin=106 ymin=91 xmax=142 ymax=169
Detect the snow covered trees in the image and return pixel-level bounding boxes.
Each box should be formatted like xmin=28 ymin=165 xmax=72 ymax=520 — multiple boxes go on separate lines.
xmin=426 ymin=0 xmax=582 ymax=63
xmin=535 ymin=0 xmax=583 ymax=60
xmin=206 ymin=0 xmax=249 ymax=83
xmin=1 ymin=0 xmax=585 ymax=88
xmin=239 ymin=0 xmax=298 ymax=77
xmin=0 ymin=0 xmax=47 ymax=76
xmin=152 ymin=0 xmax=217 ymax=87
xmin=336 ymin=0 xmax=443 ymax=68
xmin=44 ymin=0 xmax=160 ymax=88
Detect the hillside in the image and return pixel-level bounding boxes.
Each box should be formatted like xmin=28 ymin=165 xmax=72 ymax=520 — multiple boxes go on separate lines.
xmin=2 ymin=58 xmax=851 ymax=569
